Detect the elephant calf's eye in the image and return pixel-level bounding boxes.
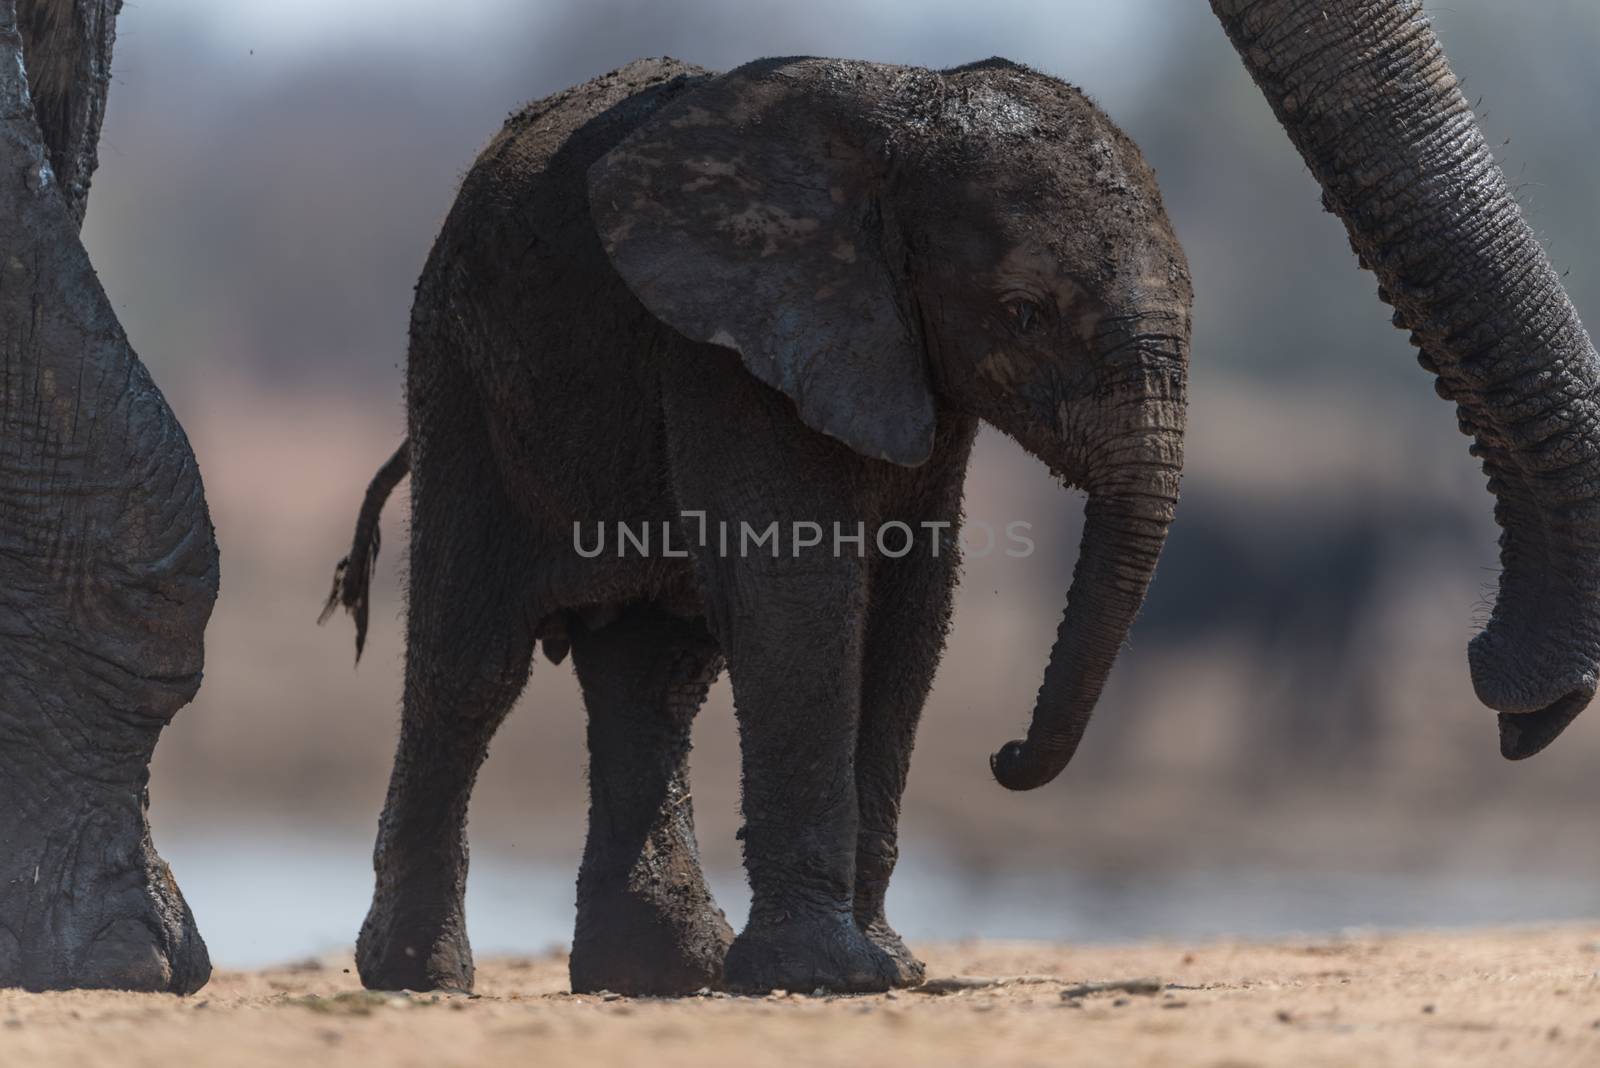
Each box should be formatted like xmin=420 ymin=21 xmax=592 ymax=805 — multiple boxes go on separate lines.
xmin=1006 ymin=299 xmax=1045 ymax=335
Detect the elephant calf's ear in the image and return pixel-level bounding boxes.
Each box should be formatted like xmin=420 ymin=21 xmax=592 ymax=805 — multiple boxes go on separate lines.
xmin=586 ymin=58 xmax=937 ymax=466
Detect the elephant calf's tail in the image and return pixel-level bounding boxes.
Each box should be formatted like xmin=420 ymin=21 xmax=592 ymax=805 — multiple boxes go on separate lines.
xmin=319 ymin=439 xmax=411 ymax=662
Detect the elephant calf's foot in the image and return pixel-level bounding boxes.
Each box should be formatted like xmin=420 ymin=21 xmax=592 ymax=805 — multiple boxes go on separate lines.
xmin=571 ymin=883 xmax=734 ymax=995
xmin=858 ymin=917 xmax=926 ymax=987
xmin=355 ymin=904 xmax=474 ymax=992
xmin=0 ymin=803 xmax=209 ymax=993
xmin=722 ymin=909 xmax=900 ymax=995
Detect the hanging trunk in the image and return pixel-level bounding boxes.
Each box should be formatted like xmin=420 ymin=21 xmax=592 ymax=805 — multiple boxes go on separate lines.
xmin=991 ymin=488 xmax=1178 ymax=790
xmin=1211 ymin=0 xmax=1600 ymax=757
xmin=0 ymin=0 xmax=217 ymax=993
xmin=992 ymin=311 xmax=1187 ymax=791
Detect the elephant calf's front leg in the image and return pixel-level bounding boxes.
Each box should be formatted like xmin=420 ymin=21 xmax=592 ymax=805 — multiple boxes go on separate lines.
xmin=719 ymin=561 xmax=900 ymax=994
xmin=569 ymin=603 xmax=733 ymax=995
xmin=852 ymin=541 xmax=961 ymax=987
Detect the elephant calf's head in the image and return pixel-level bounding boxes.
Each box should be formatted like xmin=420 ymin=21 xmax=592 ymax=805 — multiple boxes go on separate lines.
xmin=590 ymin=56 xmax=1191 ymax=790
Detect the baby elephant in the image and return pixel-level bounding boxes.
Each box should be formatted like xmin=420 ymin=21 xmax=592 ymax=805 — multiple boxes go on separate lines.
xmin=325 ymin=55 xmax=1190 ymax=996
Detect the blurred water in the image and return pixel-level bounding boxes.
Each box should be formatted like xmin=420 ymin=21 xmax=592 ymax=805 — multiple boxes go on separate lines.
xmin=162 ymin=827 xmax=1600 ymax=969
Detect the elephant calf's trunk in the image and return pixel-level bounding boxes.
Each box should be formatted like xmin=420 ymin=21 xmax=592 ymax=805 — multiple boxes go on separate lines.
xmin=992 ymin=484 xmax=1177 ymax=791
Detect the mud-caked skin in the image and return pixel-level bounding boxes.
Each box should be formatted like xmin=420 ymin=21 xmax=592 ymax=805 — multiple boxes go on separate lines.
xmin=568 ymin=605 xmax=734 ymax=995
xmin=336 ymin=5 xmax=1600 ymax=996
xmin=0 ymin=0 xmax=218 ymax=994
xmin=335 ymin=54 xmax=1191 ymax=997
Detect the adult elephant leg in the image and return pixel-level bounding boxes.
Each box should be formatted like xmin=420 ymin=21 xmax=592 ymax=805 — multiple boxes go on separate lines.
xmin=1211 ymin=0 xmax=1600 ymax=755
xmin=0 ymin=1 xmax=217 ymax=993
xmin=568 ymin=603 xmax=733 ymax=996
xmin=355 ymin=364 xmax=535 ymax=993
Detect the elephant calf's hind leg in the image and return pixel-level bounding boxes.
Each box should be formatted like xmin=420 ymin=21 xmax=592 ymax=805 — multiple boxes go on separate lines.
xmin=569 ymin=604 xmax=733 ymax=995
xmin=355 ymin=415 xmax=536 ymax=993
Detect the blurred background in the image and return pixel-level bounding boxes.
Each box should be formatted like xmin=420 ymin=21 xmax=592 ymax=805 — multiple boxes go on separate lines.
xmin=92 ymin=0 xmax=1600 ymax=966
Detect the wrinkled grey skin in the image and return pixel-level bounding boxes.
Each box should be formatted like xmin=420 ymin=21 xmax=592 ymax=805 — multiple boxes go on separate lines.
xmin=330 ymin=1 xmax=1600 ymax=998
xmin=1212 ymin=0 xmax=1600 ymax=756
xmin=328 ymin=55 xmax=1191 ymax=996
xmin=0 ymin=0 xmax=218 ymax=994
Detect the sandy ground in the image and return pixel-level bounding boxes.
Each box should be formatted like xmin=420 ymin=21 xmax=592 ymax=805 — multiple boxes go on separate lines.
xmin=5 ymin=928 xmax=1600 ymax=1067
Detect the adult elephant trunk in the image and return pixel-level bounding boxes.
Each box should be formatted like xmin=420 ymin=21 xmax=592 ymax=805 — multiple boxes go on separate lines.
xmin=1212 ymin=0 xmax=1600 ymax=758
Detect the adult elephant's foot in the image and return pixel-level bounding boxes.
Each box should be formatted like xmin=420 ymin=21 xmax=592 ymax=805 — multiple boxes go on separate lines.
xmin=355 ymin=896 xmax=474 ymax=992
xmin=0 ymin=658 xmax=212 ymax=994
xmin=722 ymin=910 xmax=900 ymax=994
xmin=858 ymin=917 xmax=926 ymax=987
xmin=0 ymin=788 xmax=209 ymax=993
xmin=571 ymin=879 xmax=733 ymax=995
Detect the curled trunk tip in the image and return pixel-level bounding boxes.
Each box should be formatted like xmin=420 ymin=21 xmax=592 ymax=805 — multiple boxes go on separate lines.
xmin=990 ymin=739 xmax=1068 ymax=792
xmin=990 ymin=489 xmax=1176 ymax=792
